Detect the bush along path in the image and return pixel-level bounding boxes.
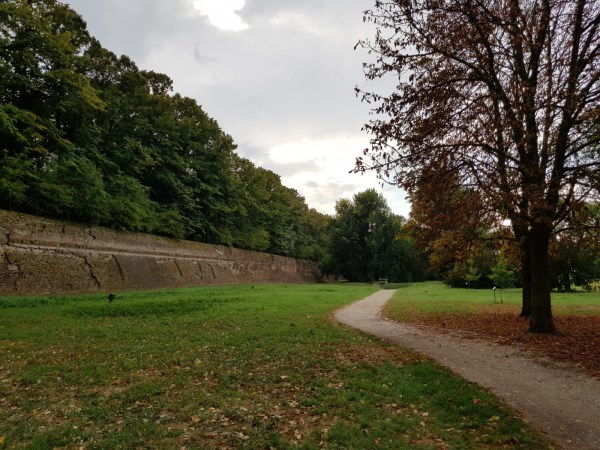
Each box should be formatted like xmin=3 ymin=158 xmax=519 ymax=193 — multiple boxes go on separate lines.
xmin=334 ymin=290 xmax=600 ymax=450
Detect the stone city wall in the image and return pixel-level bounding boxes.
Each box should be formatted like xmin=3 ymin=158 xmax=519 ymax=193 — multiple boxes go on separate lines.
xmin=0 ymin=210 xmax=321 ymax=295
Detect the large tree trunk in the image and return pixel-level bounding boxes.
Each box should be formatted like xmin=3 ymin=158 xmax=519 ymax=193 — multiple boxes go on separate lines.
xmin=520 ymin=235 xmax=531 ymax=317
xmin=529 ymin=224 xmax=556 ymax=333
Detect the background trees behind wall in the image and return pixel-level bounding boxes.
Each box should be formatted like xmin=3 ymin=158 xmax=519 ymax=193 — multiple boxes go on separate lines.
xmin=0 ymin=0 xmax=329 ymax=261
xmin=228 ymin=155 xmax=331 ymax=260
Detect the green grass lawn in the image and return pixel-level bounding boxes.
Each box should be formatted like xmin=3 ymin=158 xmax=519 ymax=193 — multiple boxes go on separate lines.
xmin=386 ymin=281 xmax=600 ymax=319
xmin=0 ymin=284 xmax=551 ymax=449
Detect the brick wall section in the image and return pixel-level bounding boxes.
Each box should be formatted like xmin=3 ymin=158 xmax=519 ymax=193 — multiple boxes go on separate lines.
xmin=0 ymin=210 xmax=321 ymax=295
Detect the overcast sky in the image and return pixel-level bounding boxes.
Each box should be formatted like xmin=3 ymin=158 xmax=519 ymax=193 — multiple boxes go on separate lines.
xmin=64 ymin=0 xmax=410 ymax=217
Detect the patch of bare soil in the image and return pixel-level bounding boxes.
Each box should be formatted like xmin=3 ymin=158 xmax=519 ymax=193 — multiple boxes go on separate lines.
xmin=402 ymin=305 xmax=600 ymax=379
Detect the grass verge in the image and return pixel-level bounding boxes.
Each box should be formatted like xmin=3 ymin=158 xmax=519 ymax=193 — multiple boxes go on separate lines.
xmin=385 ymin=281 xmax=600 ymax=319
xmin=385 ymin=281 xmax=600 ymax=377
xmin=1 ymin=284 xmax=552 ymax=449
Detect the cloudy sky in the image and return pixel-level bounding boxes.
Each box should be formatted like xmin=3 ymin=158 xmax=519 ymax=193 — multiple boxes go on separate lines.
xmin=64 ymin=0 xmax=410 ymax=217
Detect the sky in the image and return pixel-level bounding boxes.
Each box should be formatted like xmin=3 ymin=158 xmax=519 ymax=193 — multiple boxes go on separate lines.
xmin=63 ymin=0 xmax=411 ymax=217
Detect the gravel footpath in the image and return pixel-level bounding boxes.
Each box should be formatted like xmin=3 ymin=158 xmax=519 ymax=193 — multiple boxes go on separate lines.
xmin=334 ymin=290 xmax=600 ymax=450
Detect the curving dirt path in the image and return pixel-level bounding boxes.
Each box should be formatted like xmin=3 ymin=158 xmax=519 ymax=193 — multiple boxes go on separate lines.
xmin=334 ymin=290 xmax=600 ymax=450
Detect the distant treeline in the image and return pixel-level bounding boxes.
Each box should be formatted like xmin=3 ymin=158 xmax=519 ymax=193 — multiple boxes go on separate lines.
xmin=0 ymin=0 xmax=329 ymax=260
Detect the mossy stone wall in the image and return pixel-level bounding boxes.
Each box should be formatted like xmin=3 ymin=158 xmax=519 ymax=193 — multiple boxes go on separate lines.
xmin=0 ymin=210 xmax=320 ymax=295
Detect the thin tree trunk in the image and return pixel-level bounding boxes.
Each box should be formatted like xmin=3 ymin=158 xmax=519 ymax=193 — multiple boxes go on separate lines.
xmin=563 ymin=274 xmax=572 ymax=293
xmin=520 ymin=236 xmax=531 ymax=317
xmin=529 ymin=223 xmax=556 ymax=333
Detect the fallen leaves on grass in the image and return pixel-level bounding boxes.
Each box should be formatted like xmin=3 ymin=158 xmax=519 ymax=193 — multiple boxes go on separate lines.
xmin=326 ymin=341 xmax=427 ymax=367
xmin=402 ymin=306 xmax=600 ymax=378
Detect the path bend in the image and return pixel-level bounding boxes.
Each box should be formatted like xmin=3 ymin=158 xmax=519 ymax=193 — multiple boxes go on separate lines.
xmin=334 ymin=290 xmax=600 ymax=450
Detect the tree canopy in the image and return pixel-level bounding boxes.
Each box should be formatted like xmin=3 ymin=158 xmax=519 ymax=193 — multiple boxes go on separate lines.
xmin=407 ymin=164 xmax=492 ymax=277
xmin=0 ymin=0 xmax=329 ymax=261
xmin=357 ymin=0 xmax=600 ymax=332
xmin=324 ymin=189 xmax=427 ymax=282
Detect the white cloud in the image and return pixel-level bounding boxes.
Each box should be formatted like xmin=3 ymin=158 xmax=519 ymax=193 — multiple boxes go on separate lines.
xmin=194 ymin=0 xmax=249 ymax=31
xmin=269 ymin=136 xmax=361 ymax=165
xmin=63 ymin=0 xmax=413 ymax=218
xmin=268 ymin=12 xmax=333 ymax=37
xmin=264 ymin=135 xmax=410 ymax=217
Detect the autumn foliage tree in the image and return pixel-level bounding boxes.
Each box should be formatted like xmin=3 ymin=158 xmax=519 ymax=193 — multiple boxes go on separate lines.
xmin=356 ymin=0 xmax=600 ymax=333
xmin=408 ymin=164 xmax=493 ymax=277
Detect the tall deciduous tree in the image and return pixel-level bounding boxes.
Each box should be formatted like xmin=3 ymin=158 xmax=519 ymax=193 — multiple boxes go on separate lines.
xmin=0 ymin=0 xmax=104 ymax=218
xmin=356 ymin=0 xmax=600 ymax=333
xmin=326 ymin=189 xmax=426 ymax=282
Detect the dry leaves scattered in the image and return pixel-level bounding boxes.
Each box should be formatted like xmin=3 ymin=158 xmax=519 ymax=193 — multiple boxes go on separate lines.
xmin=403 ymin=305 xmax=600 ymax=378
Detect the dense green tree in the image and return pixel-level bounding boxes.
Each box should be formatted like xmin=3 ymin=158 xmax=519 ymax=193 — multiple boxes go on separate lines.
xmin=490 ymin=262 xmax=518 ymax=290
xmin=296 ymin=207 xmax=331 ymax=262
xmin=228 ymin=156 xmax=272 ymax=251
xmin=550 ymin=204 xmax=600 ymax=291
xmin=227 ymin=155 xmax=329 ymax=259
xmin=549 ymin=235 xmax=595 ymax=291
xmin=0 ymin=0 xmax=330 ymax=262
xmin=326 ymin=189 xmax=425 ymax=282
xmin=0 ymin=0 xmax=104 ymax=218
